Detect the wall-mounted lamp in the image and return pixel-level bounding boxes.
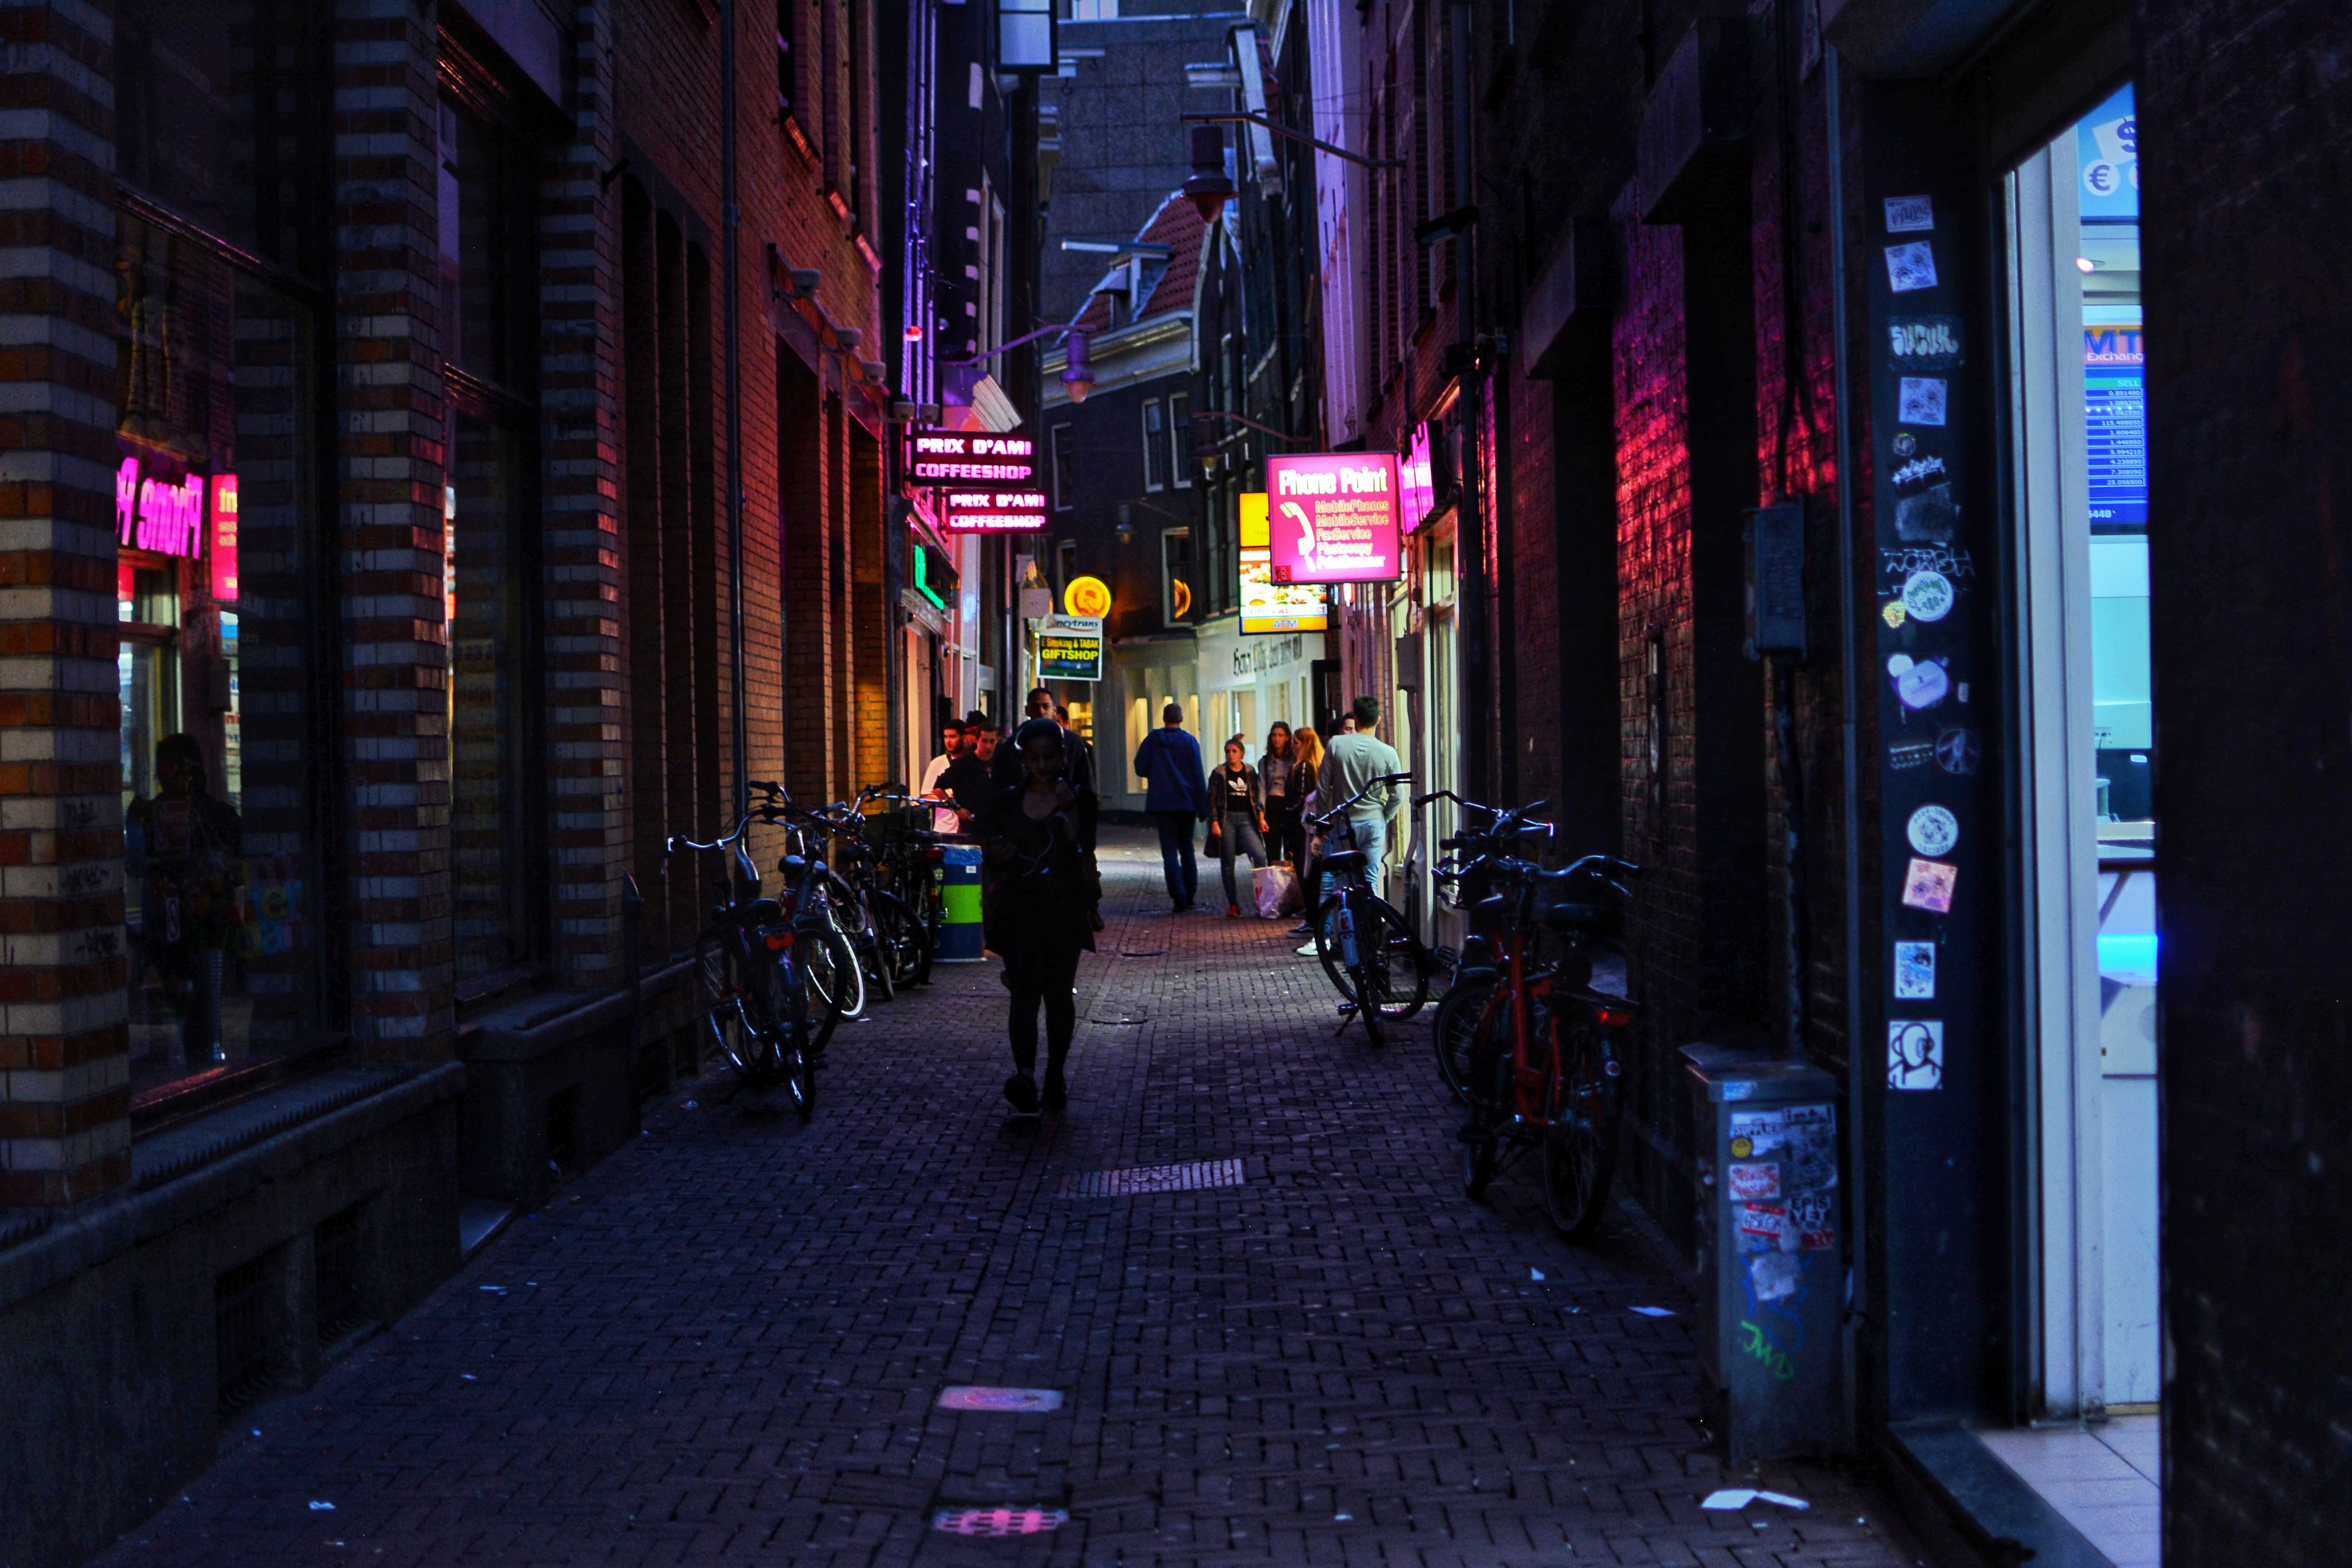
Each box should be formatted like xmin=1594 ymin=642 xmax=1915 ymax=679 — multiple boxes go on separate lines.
xmin=1115 ymin=503 xmax=1134 ymax=546
xmin=1181 ymin=125 xmax=1237 ymax=223
xmin=1059 ymin=329 xmax=1094 ymax=404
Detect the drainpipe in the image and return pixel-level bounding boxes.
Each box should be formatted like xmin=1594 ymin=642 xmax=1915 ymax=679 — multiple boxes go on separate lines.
xmin=1448 ymin=0 xmax=1490 ymax=798
xmin=1824 ymin=44 xmax=1870 ymax=1452
xmin=722 ymin=0 xmax=749 ymax=813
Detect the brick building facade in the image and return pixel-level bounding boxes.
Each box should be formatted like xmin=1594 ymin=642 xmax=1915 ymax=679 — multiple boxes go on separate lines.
xmin=1254 ymin=0 xmax=2352 ymax=1558
xmin=0 ymin=1 xmax=905 ymax=1560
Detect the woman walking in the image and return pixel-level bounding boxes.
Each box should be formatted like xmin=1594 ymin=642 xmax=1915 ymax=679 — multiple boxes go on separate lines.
xmin=980 ymin=719 xmax=1098 ymax=1112
xmin=1289 ymin=727 xmax=1327 ymax=939
xmin=1209 ymin=735 xmax=1270 ymax=917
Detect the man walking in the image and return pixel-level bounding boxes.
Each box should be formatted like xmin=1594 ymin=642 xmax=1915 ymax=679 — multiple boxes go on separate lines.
xmin=1133 ymin=701 xmax=1207 ymax=911
xmin=1319 ymin=695 xmax=1406 ymax=892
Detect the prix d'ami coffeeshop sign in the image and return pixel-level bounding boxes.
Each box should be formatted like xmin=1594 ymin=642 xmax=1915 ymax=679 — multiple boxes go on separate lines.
xmin=1263 ymin=452 xmax=1402 ymax=584
xmin=906 ymin=427 xmax=1047 ymax=531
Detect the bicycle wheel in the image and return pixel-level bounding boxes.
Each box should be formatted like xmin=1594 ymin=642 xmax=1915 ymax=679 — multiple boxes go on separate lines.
xmin=871 ymin=889 xmax=930 ymax=989
xmin=1539 ymin=1008 xmax=1621 ymax=1243
xmin=860 ymin=904 xmax=897 ymax=1006
xmin=1315 ymin=895 xmax=1428 ymax=1020
xmin=805 ymin=919 xmax=863 ymax=1051
xmin=764 ymin=950 xmax=815 ymax=1116
xmin=1432 ymin=972 xmax=1498 ymax=1106
xmin=696 ymin=931 xmax=753 ymax=1074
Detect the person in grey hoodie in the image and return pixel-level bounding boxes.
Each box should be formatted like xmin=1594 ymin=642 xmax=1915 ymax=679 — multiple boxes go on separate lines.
xmin=1317 ymin=695 xmax=1407 ymax=894
xmin=1132 ymin=703 xmax=1208 ymax=911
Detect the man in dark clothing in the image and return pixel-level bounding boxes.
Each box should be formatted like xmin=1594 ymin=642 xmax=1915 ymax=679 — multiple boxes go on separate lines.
xmin=942 ymin=710 xmax=998 ymax=831
xmin=1132 ymin=702 xmax=1208 ymax=910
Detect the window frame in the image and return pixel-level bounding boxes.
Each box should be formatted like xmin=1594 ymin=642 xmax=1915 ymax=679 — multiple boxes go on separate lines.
xmin=1051 ymin=421 xmax=1075 ymax=510
xmin=1168 ymin=391 xmax=1192 ymax=488
xmin=1141 ymin=397 xmax=1167 ymax=492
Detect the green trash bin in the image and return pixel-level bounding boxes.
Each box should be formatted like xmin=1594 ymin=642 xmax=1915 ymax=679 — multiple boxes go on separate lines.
xmin=937 ymin=843 xmax=985 ymax=962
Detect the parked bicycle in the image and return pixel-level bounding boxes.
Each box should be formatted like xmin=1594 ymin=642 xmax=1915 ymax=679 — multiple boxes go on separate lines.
xmin=1434 ymin=799 xmax=1640 ymax=1241
xmin=1304 ymin=770 xmax=1428 ymax=1045
xmin=668 ymin=783 xmax=816 ymax=1115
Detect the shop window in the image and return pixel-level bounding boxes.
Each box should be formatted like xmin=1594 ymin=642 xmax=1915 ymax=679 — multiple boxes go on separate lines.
xmin=1142 ymin=399 xmax=1168 ymax=491
xmin=439 ymin=92 xmax=546 ymax=984
xmin=118 ymin=212 xmax=330 ymax=1103
xmin=1161 ymin=526 xmax=1194 ymax=625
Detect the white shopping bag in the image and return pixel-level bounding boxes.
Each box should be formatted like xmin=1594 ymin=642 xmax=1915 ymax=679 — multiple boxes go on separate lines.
xmin=1253 ymin=864 xmax=1299 ymax=919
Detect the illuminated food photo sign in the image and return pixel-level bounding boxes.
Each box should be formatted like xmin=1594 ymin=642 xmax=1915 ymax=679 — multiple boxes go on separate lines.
xmin=940 ymin=487 xmax=1050 ymax=532
xmin=1263 ymin=452 xmax=1401 ymax=584
xmin=1237 ymin=492 xmax=1328 ymax=635
xmin=907 ymin=428 xmax=1036 ymax=485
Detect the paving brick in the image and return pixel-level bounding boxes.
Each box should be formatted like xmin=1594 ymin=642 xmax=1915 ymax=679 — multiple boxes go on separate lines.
xmin=95 ymin=833 xmax=1912 ymax=1566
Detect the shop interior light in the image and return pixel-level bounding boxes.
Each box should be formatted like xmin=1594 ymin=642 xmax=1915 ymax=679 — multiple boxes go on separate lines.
xmin=1181 ymin=126 xmax=1236 ymax=223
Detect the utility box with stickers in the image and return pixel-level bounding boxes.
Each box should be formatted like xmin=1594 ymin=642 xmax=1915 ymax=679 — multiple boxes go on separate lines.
xmin=1681 ymin=1044 xmax=1844 ymax=1463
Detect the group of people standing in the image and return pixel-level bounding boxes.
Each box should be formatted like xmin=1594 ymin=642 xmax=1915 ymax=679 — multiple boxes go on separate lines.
xmin=1130 ymin=697 xmax=1405 ymax=934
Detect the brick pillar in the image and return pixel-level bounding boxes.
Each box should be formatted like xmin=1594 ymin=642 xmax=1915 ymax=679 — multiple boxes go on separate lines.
xmin=828 ymin=395 xmax=853 ymax=798
xmin=0 ymin=0 xmax=131 ymax=1204
xmin=538 ymin=3 xmax=624 ymax=988
xmin=333 ymin=0 xmax=453 ymax=1058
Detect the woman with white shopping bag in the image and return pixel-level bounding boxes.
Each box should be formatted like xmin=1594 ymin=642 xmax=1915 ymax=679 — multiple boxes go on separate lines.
xmin=1208 ymin=736 xmax=1270 ymax=917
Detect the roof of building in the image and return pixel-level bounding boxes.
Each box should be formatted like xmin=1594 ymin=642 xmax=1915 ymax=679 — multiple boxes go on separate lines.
xmin=1070 ymin=192 xmax=1207 ymax=335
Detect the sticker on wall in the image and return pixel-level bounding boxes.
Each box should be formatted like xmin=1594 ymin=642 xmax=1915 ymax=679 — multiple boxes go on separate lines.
xmin=1909 ymin=804 xmax=1963 ymax=869
xmin=1737 ymin=1203 xmax=1793 ymax=1252
xmin=1935 ymin=727 xmax=1982 ymax=775
xmin=1901 ymin=857 xmax=1958 ymax=913
xmin=1888 ymin=1020 xmax=1945 ymax=1091
xmin=1887 ymin=314 xmax=1964 ymax=370
xmin=1880 ymin=544 xmax=1976 ymax=586
xmin=1884 ymin=195 xmax=1935 ymax=234
xmin=1748 ymin=1252 xmax=1803 ymax=1303
xmin=1902 ymin=570 xmax=1955 ymax=622
xmin=1885 ymin=241 xmax=1939 ymax=293
xmin=1894 ymin=940 xmax=1936 ymax=999
xmin=1889 ymin=740 xmax=1933 ymax=771
xmin=1893 ymin=455 xmax=1960 ymax=542
xmin=1791 ymin=1191 xmax=1837 ymax=1250
xmin=1897 ymin=376 xmax=1950 ymax=426
xmin=1894 ymin=658 xmax=1951 ymax=711
xmin=1729 ymin=1162 xmax=1782 ymax=1201
xmin=1882 ymin=600 xmax=1908 ymax=628
xmin=1893 ymin=432 xmax=1918 ymax=457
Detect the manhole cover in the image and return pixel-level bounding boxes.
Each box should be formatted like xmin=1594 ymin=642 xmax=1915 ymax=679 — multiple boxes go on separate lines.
xmin=1059 ymin=1159 xmax=1245 ymax=1198
xmin=937 ymin=1386 xmax=1064 ymax=1412
xmin=934 ymin=1507 xmax=1068 ymax=1536
xmin=1118 ymin=949 xmax=1163 ymax=958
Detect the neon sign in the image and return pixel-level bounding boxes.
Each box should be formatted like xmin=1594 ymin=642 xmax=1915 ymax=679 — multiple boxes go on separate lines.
xmin=209 ymin=473 xmax=240 ymax=601
xmin=114 ymin=456 xmax=212 ymax=563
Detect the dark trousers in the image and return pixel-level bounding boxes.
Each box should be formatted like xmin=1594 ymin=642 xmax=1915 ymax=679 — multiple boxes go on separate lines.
xmin=1006 ymin=936 xmax=1082 ymax=1077
xmin=1152 ymin=811 xmax=1198 ymax=904
xmin=1267 ymin=814 xmax=1305 ymax=871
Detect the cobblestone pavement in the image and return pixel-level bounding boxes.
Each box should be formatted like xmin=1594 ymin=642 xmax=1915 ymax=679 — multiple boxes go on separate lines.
xmin=102 ymin=831 xmax=1920 ymax=1567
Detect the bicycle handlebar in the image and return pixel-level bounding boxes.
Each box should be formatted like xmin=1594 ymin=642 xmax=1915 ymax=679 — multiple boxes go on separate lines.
xmin=1305 ymin=770 xmax=1414 ymax=831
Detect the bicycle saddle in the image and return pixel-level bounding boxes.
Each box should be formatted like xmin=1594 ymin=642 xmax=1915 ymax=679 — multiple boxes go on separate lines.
xmin=1318 ymin=848 xmax=1368 ymax=872
xmin=1541 ymin=901 xmax=1616 ymax=933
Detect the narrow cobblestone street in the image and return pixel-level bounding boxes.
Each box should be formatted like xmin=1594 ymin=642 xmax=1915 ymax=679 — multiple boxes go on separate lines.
xmin=102 ymin=835 xmax=1915 ymax=1567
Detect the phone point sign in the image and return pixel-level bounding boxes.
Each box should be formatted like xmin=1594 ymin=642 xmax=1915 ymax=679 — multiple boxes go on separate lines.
xmin=1264 ymin=453 xmax=1402 ymax=584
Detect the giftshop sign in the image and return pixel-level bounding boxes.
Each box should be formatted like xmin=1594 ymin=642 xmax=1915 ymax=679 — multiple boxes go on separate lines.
xmin=1036 ymin=615 xmax=1104 ymax=682
xmin=1263 ymin=452 xmax=1402 ymax=584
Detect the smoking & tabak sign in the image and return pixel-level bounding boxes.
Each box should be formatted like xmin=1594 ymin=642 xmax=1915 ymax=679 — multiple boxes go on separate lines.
xmin=1263 ymin=452 xmax=1401 ymax=584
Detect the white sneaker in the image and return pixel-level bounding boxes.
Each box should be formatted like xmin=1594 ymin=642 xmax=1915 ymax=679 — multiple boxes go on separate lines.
xmin=1295 ymin=939 xmax=1319 ymax=956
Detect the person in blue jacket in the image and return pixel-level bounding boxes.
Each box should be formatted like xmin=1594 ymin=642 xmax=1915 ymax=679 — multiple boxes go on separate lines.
xmin=1132 ymin=702 xmax=1208 ymax=911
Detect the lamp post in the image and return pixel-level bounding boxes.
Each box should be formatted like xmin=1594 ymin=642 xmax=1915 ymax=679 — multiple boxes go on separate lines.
xmin=945 ymin=321 xmax=1095 ymax=404
xmin=1181 ymin=125 xmax=1239 ymax=223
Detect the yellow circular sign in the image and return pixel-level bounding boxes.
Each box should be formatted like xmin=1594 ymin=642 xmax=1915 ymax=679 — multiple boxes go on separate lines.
xmin=1064 ymin=575 xmax=1112 ymax=618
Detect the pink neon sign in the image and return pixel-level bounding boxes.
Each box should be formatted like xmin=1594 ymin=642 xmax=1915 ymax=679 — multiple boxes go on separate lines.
xmin=114 ymin=456 xmax=208 ymax=562
xmin=1263 ymin=452 xmax=1402 ymax=585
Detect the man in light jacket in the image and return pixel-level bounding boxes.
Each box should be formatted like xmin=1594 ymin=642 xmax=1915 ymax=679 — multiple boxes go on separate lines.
xmin=1319 ymin=695 xmax=1407 ymax=894
xmin=1133 ymin=702 xmax=1208 ymax=911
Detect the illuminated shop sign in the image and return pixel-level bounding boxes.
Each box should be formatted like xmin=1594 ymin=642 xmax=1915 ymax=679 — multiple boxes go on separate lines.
xmin=1237 ymin=492 xmax=1328 ymax=635
xmin=1037 ymin=615 xmax=1104 ymax=682
xmin=939 ymin=487 xmax=1050 ymax=532
xmin=209 ymin=473 xmax=240 ymax=601
xmin=115 ymin=455 xmax=227 ymax=564
xmin=1400 ymin=423 xmax=1437 ymax=532
xmin=1263 ymin=453 xmax=1402 ymax=585
xmin=907 ymin=428 xmax=1036 ymax=485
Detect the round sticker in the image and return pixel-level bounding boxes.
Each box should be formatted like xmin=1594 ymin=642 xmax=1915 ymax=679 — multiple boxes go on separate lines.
xmin=1882 ymin=600 xmax=1908 ymax=628
xmin=1935 ymin=727 xmax=1982 ymax=776
xmin=1730 ymin=1137 xmax=1754 ymax=1158
xmin=1902 ymin=569 xmax=1955 ymax=622
xmin=1893 ymin=432 xmax=1918 ymax=457
xmin=1907 ymin=804 xmax=1960 ymax=857
xmin=1887 ymin=653 xmax=1915 ymax=676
